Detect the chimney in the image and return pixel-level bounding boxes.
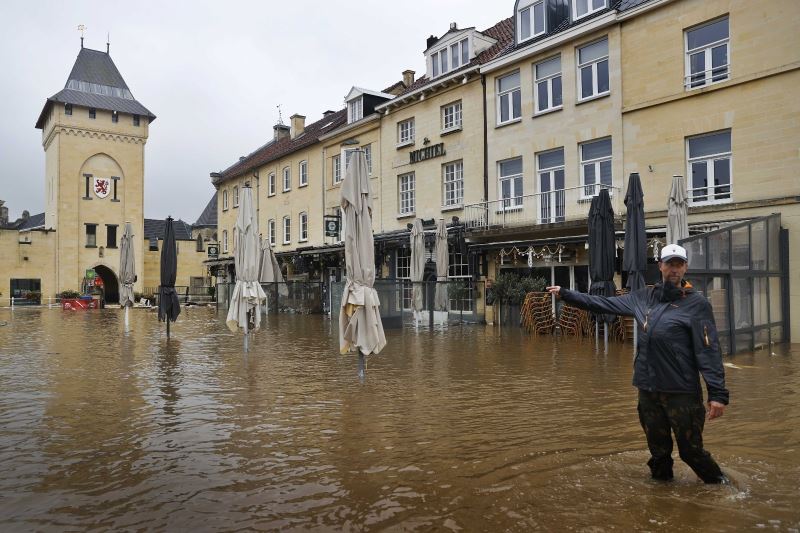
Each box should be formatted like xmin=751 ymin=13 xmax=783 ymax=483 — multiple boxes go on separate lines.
xmin=450 ymin=22 xmax=458 ymax=31
xmin=290 ymin=114 xmax=306 ymax=139
xmin=323 ymin=110 xmax=335 ymax=117
xmin=402 ymin=69 xmax=416 ymax=87
xmin=426 ymin=35 xmax=439 ymax=49
xmin=273 ymin=123 xmax=290 ymax=141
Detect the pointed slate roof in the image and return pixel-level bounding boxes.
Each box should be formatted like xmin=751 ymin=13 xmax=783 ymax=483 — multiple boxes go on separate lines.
xmin=35 ymin=47 xmax=155 ymax=129
xmin=193 ymin=194 xmax=217 ymax=228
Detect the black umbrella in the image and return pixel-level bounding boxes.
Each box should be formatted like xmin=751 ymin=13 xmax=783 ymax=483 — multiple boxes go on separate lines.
xmin=158 ymin=216 xmax=181 ymax=337
xmin=588 ymin=188 xmax=617 ymax=326
xmin=623 ymin=173 xmax=647 ymax=292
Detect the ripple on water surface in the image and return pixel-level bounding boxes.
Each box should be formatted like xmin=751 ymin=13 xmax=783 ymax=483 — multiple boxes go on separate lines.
xmin=0 ymin=308 xmax=798 ymax=531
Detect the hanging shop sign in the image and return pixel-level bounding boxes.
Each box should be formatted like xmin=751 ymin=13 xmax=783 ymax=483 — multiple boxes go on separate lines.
xmin=409 ymin=143 xmax=445 ymax=164
xmin=207 ymin=244 xmax=219 ymax=259
xmin=324 ymin=215 xmax=340 ymax=237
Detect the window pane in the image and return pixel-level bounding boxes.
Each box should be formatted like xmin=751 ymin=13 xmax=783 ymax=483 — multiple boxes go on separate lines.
xmin=432 ymin=53 xmax=439 ymax=77
xmin=579 ymin=39 xmax=608 ymax=64
xmin=592 ymin=0 xmax=606 ymax=8
xmin=691 ymin=161 xmax=708 ymax=200
xmin=461 ymin=39 xmax=469 ymax=64
xmin=751 ymin=221 xmax=767 ymax=270
xmin=582 ymin=138 xmax=611 ymax=160
xmin=552 ymin=76 xmax=562 ymax=106
xmin=441 ymin=50 xmax=448 ymax=72
xmin=536 ymin=56 xmax=561 ymax=79
xmin=597 ymin=59 xmax=609 ymax=93
xmin=554 ymin=169 xmax=564 ymax=189
xmin=499 ymin=72 xmax=520 ymax=92
xmin=502 ymin=179 xmax=511 ymax=199
xmin=580 ymin=66 xmax=593 ymax=98
xmin=538 ymin=148 xmax=564 ymax=169
xmin=534 ymin=1 xmax=545 ymax=34
xmin=520 ymin=7 xmax=531 ymax=39
xmin=512 ymin=89 xmax=521 ymax=118
xmin=583 ymin=164 xmax=595 ymax=185
xmin=500 ymin=158 xmax=522 ymax=176
xmin=768 ymin=217 xmax=781 ymax=272
xmin=687 ymin=18 xmax=729 ymax=50
xmin=576 ymin=0 xmax=588 ymax=16
xmin=689 ymin=52 xmax=706 ymax=86
xmin=689 ymin=131 xmax=730 ymax=157
xmin=500 ymin=96 xmax=510 ymax=122
xmin=708 ymin=230 xmax=729 ymax=269
xmin=713 ymin=158 xmax=730 ymax=198
xmin=514 ymin=176 xmax=523 ymax=197
xmin=540 ymin=172 xmax=552 ymax=192
xmin=732 ymin=277 xmax=752 ymax=328
xmin=537 ymin=81 xmax=549 ymax=111
xmin=711 ymin=45 xmax=728 ymax=80
xmin=732 ymin=225 xmax=749 ymax=270
xmin=769 ymin=277 xmax=782 ymax=324
xmin=451 ymin=43 xmax=460 ymax=68
xmin=600 ymin=160 xmax=612 ymax=186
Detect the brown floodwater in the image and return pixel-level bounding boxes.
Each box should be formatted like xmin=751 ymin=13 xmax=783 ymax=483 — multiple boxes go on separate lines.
xmin=0 ymin=307 xmax=798 ymax=531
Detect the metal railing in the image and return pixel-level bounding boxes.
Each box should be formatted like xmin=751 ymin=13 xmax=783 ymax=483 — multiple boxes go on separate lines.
xmin=462 ymin=184 xmax=621 ymax=231
xmin=684 ymin=63 xmax=729 ymax=89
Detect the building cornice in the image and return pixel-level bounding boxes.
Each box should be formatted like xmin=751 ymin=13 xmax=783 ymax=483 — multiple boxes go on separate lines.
xmin=375 ymin=67 xmax=480 ymax=114
xmin=43 ymin=124 xmax=147 ymax=149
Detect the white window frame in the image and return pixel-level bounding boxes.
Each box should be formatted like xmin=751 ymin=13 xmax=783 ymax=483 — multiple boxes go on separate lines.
xmin=332 ymin=155 xmax=342 ymax=184
xmin=299 ymin=211 xmax=308 ymax=241
xmin=498 ymin=157 xmax=524 ymax=210
xmin=222 ymin=229 xmax=228 ymax=253
xmin=233 ymin=185 xmax=239 ymax=207
xmin=441 ymin=101 xmax=463 ymax=133
xmin=398 ymin=118 xmax=415 ymax=147
xmin=518 ymin=0 xmax=547 ymax=43
xmin=282 ymin=167 xmax=291 ymax=192
xmin=299 ymin=160 xmax=308 ymax=187
xmin=222 ymin=189 xmax=228 ymax=210
xmin=268 ymin=173 xmax=276 ymax=196
xmin=363 ymin=144 xmax=373 ymax=176
xmin=268 ymin=219 xmax=276 ymax=246
xmin=684 ymin=17 xmax=730 ymax=90
xmin=282 ymin=216 xmax=291 ymax=245
xmin=396 ymin=248 xmax=412 ymax=310
xmin=577 ymin=38 xmax=609 ymax=102
xmin=572 ymin=0 xmax=607 ymax=20
xmin=448 ymin=247 xmax=474 ymax=313
xmin=579 ymin=137 xmax=613 ymax=199
xmin=430 ymin=38 xmax=469 ymax=79
xmin=534 ymin=55 xmax=563 ymax=114
xmin=536 ymin=148 xmax=566 ymax=224
xmin=496 ymin=71 xmax=522 ymax=125
xmin=398 ymin=172 xmax=415 ymax=216
xmin=442 ymin=160 xmax=464 ymax=209
xmin=686 ymin=130 xmax=732 ymax=206
xmin=347 ymin=96 xmax=363 ymax=124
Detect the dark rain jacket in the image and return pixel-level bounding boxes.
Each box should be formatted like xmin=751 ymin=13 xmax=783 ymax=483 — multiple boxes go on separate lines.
xmin=560 ymin=283 xmax=729 ymax=405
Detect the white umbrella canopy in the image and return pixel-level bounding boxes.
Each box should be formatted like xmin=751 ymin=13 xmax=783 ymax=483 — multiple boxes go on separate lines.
xmin=118 ymin=222 xmax=136 ymax=308
xmin=259 ymin=238 xmax=288 ymax=297
xmin=339 ymin=150 xmax=386 ymax=355
xmin=226 ymin=187 xmax=266 ymax=333
xmin=410 ymin=218 xmax=425 ymax=314
xmin=667 ymin=175 xmax=689 ymax=245
xmin=434 ymin=219 xmax=449 ymax=312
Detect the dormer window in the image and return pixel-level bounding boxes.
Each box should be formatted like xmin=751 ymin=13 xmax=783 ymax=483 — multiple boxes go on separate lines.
xmin=573 ymin=0 xmax=607 ymax=20
xmin=347 ymin=96 xmax=363 ymax=124
xmin=431 ymin=38 xmax=469 ymax=78
xmin=518 ymin=0 xmax=546 ymax=42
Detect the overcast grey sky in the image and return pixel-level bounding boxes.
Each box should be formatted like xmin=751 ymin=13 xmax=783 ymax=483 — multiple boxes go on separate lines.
xmin=0 ymin=1 xmax=510 ymax=223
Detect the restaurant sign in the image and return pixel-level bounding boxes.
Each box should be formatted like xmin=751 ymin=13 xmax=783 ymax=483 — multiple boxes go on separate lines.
xmin=207 ymin=244 xmax=219 ymax=259
xmin=409 ymin=143 xmax=445 ymax=164
xmin=324 ymin=215 xmax=340 ymax=237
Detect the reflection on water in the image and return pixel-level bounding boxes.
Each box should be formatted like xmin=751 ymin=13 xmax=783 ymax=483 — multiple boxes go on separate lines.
xmin=0 ymin=308 xmax=798 ymax=531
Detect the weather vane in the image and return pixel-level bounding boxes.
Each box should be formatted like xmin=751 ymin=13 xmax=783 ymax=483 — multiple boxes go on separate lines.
xmin=77 ymin=24 xmax=86 ymax=47
xmin=276 ymin=104 xmax=284 ymax=125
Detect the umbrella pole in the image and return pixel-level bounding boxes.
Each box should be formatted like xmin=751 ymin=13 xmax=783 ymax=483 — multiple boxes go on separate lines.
xmin=604 ymin=323 xmax=608 ymax=353
xmin=244 ymin=311 xmax=249 ymax=352
xmin=124 ymin=305 xmax=129 ymax=333
xmin=166 ymin=318 xmax=170 ymax=339
xmin=358 ymin=352 xmax=366 ymax=381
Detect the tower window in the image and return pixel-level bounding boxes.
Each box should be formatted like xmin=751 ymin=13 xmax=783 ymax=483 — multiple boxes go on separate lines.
xmin=85 ymin=224 xmax=97 ymax=247
xmin=133 ymin=114 xmax=140 ymax=126
xmin=106 ymin=225 xmax=118 ymax=248
xmin=64 ymin=104 xmax=73 ymax=116
xmin=89 ymin=108 xmax=96 ymax=119
xmin=112 ymin=111 xmax=119 ymax=123
xmin=83 ymin=174 xmax=92 ymax=199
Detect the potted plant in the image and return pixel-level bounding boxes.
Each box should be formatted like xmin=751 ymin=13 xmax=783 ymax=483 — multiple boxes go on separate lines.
xmin=59 ymin=289 xmax=85 ymax=309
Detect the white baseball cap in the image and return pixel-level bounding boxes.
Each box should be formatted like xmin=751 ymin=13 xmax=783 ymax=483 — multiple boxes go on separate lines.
xmin=660 ymin=243 xmax=688 ymax=262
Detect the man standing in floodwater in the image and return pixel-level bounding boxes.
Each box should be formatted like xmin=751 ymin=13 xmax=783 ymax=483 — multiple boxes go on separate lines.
xmin=547 ymin=243 xmax=729 ymax=484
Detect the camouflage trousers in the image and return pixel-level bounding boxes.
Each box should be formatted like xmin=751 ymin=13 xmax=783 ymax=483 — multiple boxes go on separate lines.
xmin=637 ymin=390 xmax=725 ymax=483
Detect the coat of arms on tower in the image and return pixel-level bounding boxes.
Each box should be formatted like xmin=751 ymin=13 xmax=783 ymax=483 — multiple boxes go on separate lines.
xmin=93 ymin=177 xmax=111 ymax=198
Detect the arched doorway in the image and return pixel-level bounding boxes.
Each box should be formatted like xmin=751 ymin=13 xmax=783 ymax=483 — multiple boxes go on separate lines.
xmin=94 ymin=264 xmax=120 ymax=304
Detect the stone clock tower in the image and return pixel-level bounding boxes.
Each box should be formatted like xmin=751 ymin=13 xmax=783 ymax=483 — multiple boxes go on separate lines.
xmin=35 ymin=44 xmax=155 ymax=301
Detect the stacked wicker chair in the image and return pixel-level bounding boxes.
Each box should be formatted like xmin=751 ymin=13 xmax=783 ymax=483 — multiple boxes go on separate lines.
xmin=520 ymin=292 xmax=555 ymax=335
xmin=556 ymin=304 xmax=592 ymax=337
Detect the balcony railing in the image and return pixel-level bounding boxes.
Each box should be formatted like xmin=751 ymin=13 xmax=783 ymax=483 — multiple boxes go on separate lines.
xmin=463 ymin=184 xmax=621 ymax=231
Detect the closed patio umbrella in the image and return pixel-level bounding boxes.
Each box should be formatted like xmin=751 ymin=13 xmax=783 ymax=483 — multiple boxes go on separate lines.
xmin=434 ymin=218 xmax=449 ymax=313
xmin=588 ymin=188 xmax=617 ymax=341
xmin=158 ymin=216 xmax=181 ymax=338
xmin=259 ymin=237 xmax=287 ymax=311
xmin=410 ymin=218 xmax=425 ymax=323
xmin=623 ymin=173 xmax=647 ymax=293
xmin=226 ymin=186 xmax=266 ymax=347
xmin=339 ymin=150 xmax=386 ymax=356
xmin=119 ymin=222 xmax=136 ymax=332
xmin=667 ymin=174 xmax=689 ymax=245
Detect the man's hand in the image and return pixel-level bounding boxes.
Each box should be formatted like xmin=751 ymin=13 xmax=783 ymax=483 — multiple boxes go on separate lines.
xmin=707 ymin=401 xmax=725 ymax=420
xmin=546 ymin=286 xmax=561 ymax=297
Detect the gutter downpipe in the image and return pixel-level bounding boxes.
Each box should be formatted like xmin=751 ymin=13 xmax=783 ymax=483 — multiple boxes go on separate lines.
xmin=481 ymin=73 xmax=488 ymax=207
